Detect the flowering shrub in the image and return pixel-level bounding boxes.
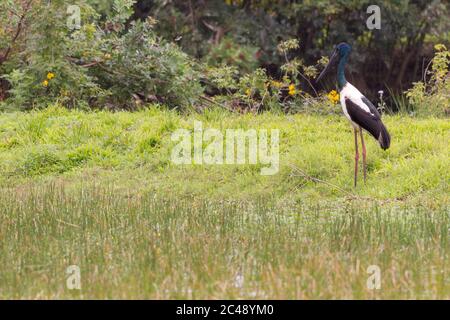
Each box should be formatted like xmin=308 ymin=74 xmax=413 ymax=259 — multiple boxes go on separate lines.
xmin=406 ymin=44 xmax=450 ymax=116
xmin=0 ymin=1 xmax=447 ymax=117
xmin=1 ymin=0 xmax=105 ymax=110
xmin=0 ymin=0 xmax=202 ymax=110
xmin=203 ymin=38 xmax=337 ymax=114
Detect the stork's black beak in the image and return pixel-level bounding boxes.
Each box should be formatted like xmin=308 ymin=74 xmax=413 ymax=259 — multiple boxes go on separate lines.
xmin=316 ymin=49 xmax=338 ymax=82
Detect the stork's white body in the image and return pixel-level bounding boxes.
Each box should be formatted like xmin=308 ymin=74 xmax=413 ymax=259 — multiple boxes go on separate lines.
xmin=339 ymin=82 xmax=376 ymax=129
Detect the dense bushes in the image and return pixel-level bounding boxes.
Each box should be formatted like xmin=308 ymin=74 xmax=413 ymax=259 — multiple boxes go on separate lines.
xmin=406 ymin=44 xmax=450 ymax=116
xmin=0 ymin=0 xmax=448 ymax=115
xmin=0 ymin=0 xmax=202 ymax=110
xmin=147 ymin=0 xmax=449 ymax=99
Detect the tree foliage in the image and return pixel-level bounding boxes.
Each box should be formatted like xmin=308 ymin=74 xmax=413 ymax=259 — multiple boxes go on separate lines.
xmin=0 ymin=0 xmax=448 ymax=114
xmin=0 ymin=0 xmax=202 ymax=110
xmin=141 ymin=0 xmax=449 ymax=100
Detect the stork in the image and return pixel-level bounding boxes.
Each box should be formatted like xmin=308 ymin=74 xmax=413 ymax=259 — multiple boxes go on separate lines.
xmin=317 ymin=42 xmax=390 ymax=187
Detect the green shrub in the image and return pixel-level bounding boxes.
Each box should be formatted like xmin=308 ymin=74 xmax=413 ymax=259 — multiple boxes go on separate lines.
xmin=202 ymin=38 xmax=338 ymax=114
xmin=20 ymin=146 xmax=64 ymax=176
xmin=204 ymin=37 xmax=259 ymax=74
xmin=66 ymin=145 xmax=96 ymax=167
xmin=0 ymin=0 xmax=203 ymax=110
xmin=93 ymin=18 xmax=203 ymax=109
xmin=406 ymin=44 xmax=450 ymax=116
xmin=1 ymin=0 xmax=104 ymax=110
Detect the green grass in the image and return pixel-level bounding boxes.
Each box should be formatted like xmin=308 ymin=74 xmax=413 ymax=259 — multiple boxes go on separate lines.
xmin=0 ymin=105 xmax=448 ymax=299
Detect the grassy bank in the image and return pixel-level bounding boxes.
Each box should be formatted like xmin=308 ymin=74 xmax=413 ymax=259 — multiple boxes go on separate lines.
xmin=0 ymin=105 xmax=449 ymax=298
xmin=0 ymin=105 xmax=448 ymax=201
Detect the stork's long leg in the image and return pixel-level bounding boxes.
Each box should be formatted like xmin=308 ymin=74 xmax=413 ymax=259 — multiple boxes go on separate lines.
xmin=359 ymin=127 xmax=367 ymax=183
xmin=354 ymin=128 xmax=359 ymax=187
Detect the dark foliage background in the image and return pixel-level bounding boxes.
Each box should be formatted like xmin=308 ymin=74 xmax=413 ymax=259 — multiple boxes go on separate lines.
xmin=0 ymin=0 xmax=448 ymax=112
xmin=132 ymin=0 xmax=449 ymax=102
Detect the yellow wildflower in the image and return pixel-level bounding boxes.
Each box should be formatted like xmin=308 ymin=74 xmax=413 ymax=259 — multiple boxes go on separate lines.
xmin=46 ymin=72 xmax=55 ymax=80
xmin=270 ymin=80 xmax=283 ymax=89
xmin=327 ymin=90 xmax=340 ymax=104
xmin=245 ymin=88 xmax=251 ymax=96
xmin=288 ymin=84 xmax=296 ymax=96
xmin=42 ymin=80 xmax=49 ymax=87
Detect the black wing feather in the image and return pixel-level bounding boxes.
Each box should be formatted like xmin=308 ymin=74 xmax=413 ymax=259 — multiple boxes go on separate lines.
xmin=361 ymin=97 xmax=381 ymax=118
xmin=345 ymin=97 xmax=390 ymax=150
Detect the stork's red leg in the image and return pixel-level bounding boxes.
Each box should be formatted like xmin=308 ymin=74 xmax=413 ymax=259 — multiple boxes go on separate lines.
xmin=354 ymin=128 xmax=359 ymax=187
xmin=359 ymin=127 xmax=367 ymax=183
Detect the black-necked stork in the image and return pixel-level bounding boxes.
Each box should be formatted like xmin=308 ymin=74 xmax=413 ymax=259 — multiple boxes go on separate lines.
xmin=317 ymin=43 xmax=390 ymax=187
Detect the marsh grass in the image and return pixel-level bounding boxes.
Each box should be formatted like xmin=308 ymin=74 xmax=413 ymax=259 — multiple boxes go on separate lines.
xmin=0 ymin=182 xmax=448 ymax=299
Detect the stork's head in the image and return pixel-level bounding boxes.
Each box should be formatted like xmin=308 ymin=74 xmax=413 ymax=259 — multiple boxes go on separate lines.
xmin=336 ymin=42 xmax=351 ymax=57
xmin=316 ymin=42 xmax=352 ymax=82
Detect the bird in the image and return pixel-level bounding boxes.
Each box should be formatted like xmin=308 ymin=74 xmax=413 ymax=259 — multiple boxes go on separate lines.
xmin=316 ymin=42 xmax=390 ymax=187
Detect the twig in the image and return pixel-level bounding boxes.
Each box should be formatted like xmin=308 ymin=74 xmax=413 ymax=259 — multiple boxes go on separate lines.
xmin=66 ymin=56 xmax=103 ymax=68
xmin=0 ymin=0 xmax=34 ymax=65
xmin=299 ymin=72 xmax=318 ymax=97
xmin=56 ymin=219 xmax=80 ymax=229
xmin=288 ymin=163 xmax=402 ymax=204
xmin=423 ymin=58 xmax=433 ymax=85
xmin=283 ymin=50 xmax=318 ymax=97
xmin=200 ymin=95 xmax=236 ymax=112
xmin=188 ymin=0 xmax=196 ymax=31
xmin=288 ymin=163 xmax=358 ymax=198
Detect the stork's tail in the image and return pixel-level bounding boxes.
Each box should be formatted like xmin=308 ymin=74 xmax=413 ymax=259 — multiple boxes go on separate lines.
xmin=378 ymin=122 xmax=390 ymax=150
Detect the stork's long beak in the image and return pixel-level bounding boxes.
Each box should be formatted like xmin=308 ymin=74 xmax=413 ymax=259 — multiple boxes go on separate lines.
xmin=316 ymin=49 xmax=338 ymax=82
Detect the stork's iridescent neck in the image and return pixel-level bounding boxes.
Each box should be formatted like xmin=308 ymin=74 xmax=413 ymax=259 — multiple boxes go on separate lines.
xmin=337 ymin=52 xmax=349 ymax=90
